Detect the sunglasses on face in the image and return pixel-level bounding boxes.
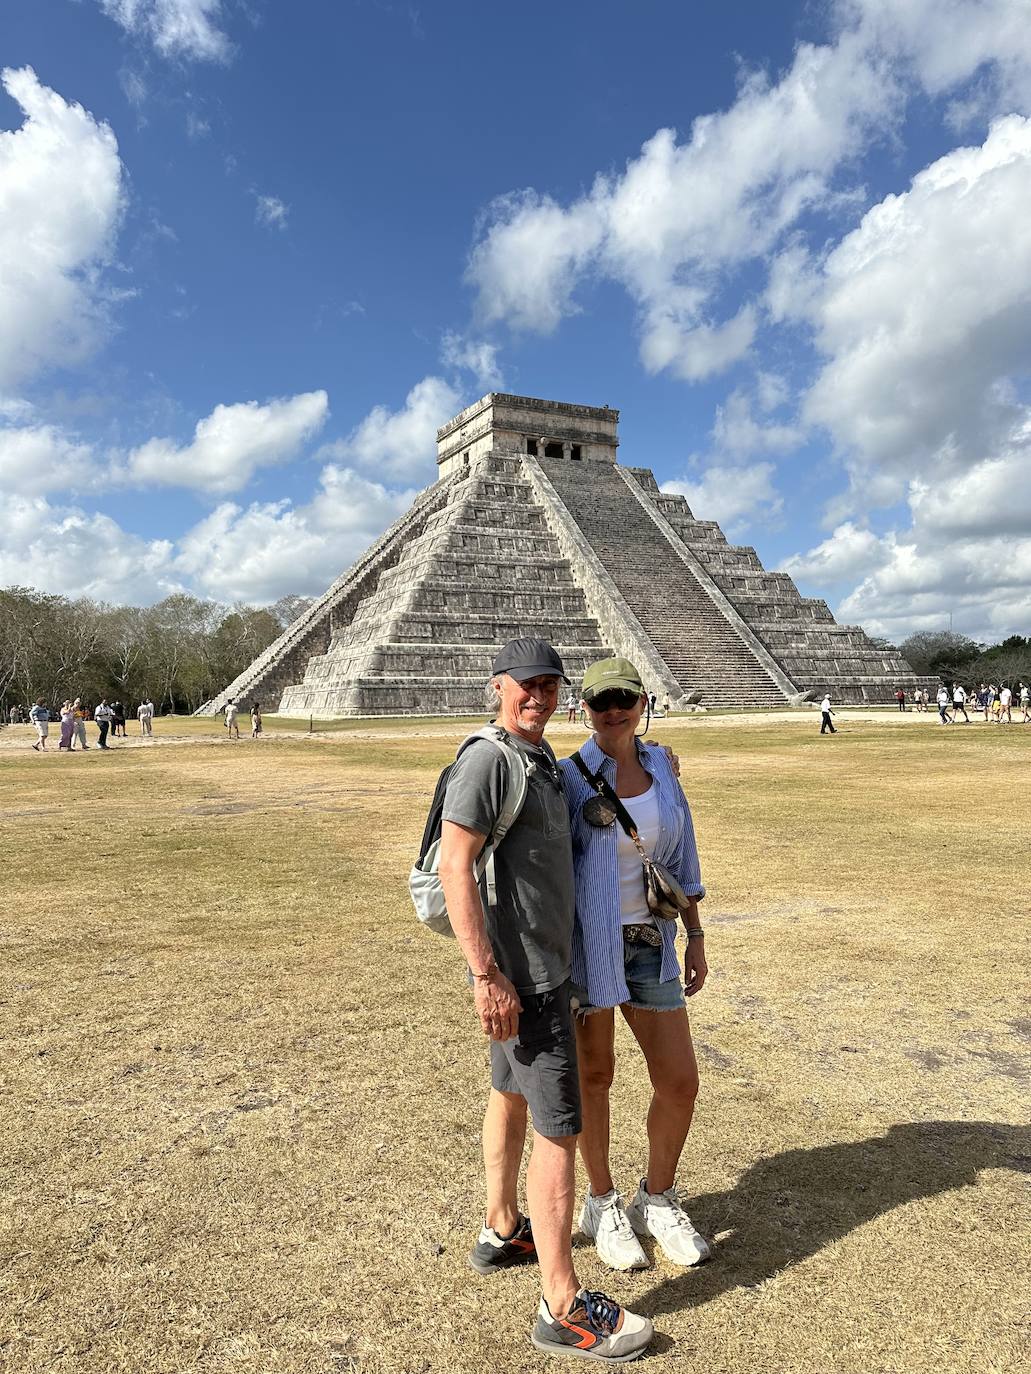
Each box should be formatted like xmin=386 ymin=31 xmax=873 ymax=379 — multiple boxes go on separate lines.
xmin=585 ymin=689 xmax=642 ymax=713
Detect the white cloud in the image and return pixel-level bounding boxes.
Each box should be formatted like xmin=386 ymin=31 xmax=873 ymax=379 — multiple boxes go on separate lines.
xmin=98 ymin=1 xmax=231 ymax=63
xmin=0 ymin=494 xmax=177 ymax=603
xmin=174 ymin=464 xmax=415 ymax=603
xmin=780 ymin=520 xmax=886 ymax=584
xmin=467 ymin=1 xmax=1031 ymax=381
xmin=805 ymin=115 xmax=1031 ymax=479
xmin=661 ymin=461 xmax=783 ymax=534
xmin=255 ymin=194 xmax=289 ymax=230
xmin=0 ymin=67 xmax=125 ymax=391
xmin=0 ymin=425 xmax=94 ymax=496
xmin=710 ymin=388 xmax=802 ymax=459
xmin=440 ymin=332 xmax=504 ymax=390
xmin=127 ymin=391 xmax=329 ymax=493
xmin=324 ymin=376 xmax=462 ymax=481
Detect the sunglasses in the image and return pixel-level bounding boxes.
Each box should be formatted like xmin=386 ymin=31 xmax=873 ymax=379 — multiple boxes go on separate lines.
xmin=585 ymin=689 xmax=642 ymax=712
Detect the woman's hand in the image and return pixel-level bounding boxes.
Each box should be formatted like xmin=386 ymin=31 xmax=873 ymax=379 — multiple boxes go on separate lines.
xmin=474 ymin=970 xmax=523 ymax=1041
xmin=684 ymin=939 xmax=708 ymax=997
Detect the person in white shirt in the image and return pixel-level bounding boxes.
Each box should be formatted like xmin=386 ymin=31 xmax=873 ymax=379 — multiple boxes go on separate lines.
xmin=224 ymin=698 xmax=240 ymax=740
xmin=138 ymin=698 xmax=154 ymax=736
xmin=936 ymin=686 xmax=951 ymax=723
xmin=565 ymin=692 xmax=578 ymax=723
xmin=1020 ymin=683 xmax=1030 ymax=723
xmin=952 ymin=684 xmax=970 ymax=723
xmin=820 ymin=694 xmax=836 ymax=734
xmin=94 ymin=699 xmax=114 ymax=749
xmin=29 ymin=699 xmax=49 ymax=751
xmin=999 ymin=684 xmax=1013 ymax=723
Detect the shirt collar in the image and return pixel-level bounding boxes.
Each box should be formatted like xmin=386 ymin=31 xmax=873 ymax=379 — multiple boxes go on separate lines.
xmin=580 ymin=735 xmax=657 ymax=782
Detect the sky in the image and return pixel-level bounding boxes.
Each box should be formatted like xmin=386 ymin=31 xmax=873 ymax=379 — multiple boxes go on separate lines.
xmin=2 ymin=0 xmax=1031 ymax=645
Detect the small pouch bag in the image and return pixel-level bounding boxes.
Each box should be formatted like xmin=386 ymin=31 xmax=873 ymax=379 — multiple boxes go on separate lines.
xmin=572 ymin=753 xmax=694 ymax=922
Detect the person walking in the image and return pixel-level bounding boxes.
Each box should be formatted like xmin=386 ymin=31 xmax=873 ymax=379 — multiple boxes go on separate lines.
xmin=224 ymin=698 xmax=240 ymax=740
xmin=250 ymin=702 xmax=262 ymax=737
xmin=936 ymin=685 xmax=952 ymax=724
xmin=820 ymin=693 xmax=836 ymax=734
xmin=138 ymin=698 xmax=154 ymax=736
xmin=110 ymin=700 xmax=125 ymax=737
xmin=1020 ymin=682 xmax=1030 ymax=723
xmin=999 ymin=683 xmax=1013 ymax=723
xmin=437 ymin=638 xmax=653 ymax=1362
xmin=58 ymin=701 xmax=76 ymax=750
xmin=895 ymin=688 xmax=906 ymax=712
xmin=976 ymin=683 xmax=990 ymax=721
xmin=952 ymin=683 xmax=970 ymax=723
xmin=72 ymin=699 xmax=90 ymax=750
xmin=94 ymin=699 xmax=113 ymax=749
xmin=565 ymin=690 xmax=578 ymax=723
xmin=560 ymin=657 xmax=709 ymax=1274
xmin=29 ymin=698 xmax=50 ymax=751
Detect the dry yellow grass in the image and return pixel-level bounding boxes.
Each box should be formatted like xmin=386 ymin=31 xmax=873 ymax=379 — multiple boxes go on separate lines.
xmin=1 ymin=712 xmax=1028 ymax=1374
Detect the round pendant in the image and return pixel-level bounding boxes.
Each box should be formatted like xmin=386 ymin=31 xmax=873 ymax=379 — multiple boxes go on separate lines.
xmin=583 ymin=794 xmax=618 ymax=827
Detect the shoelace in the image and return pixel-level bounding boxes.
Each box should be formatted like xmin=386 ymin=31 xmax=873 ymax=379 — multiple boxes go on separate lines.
xmin=654 ymin=1189 xmax=697 ymax=1232
xmin=598 ymin=1194 xmax=635 ymax=1239
xmin=581 ymin=1290 xmax=621 ymax=1335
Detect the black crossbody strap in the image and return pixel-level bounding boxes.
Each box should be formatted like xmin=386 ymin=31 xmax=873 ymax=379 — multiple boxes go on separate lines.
xmin=571 ymin=750 xmax=641 ymax=841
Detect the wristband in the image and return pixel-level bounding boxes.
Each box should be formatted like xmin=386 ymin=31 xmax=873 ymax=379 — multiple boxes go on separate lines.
xmin=686 ymin=928 xmax=704 ymax=940
xmin=471 ymin=957 xmax=499 ymax=980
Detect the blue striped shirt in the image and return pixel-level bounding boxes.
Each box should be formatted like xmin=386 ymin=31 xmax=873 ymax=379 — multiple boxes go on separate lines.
xmin=559 ymin=738 xmax=705 ymax=1008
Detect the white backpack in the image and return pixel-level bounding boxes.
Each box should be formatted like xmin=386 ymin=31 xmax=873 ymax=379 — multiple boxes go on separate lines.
xmin=408 ymin=726 xmax=538 ymax=937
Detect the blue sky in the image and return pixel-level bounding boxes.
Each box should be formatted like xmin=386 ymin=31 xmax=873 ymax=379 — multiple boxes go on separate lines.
xmin=2 ymin=1 xmax=1031 ymax=644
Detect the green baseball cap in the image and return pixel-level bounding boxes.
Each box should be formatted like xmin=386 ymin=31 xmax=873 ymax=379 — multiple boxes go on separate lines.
xmin=581 ymin=656 xmax=645 ymax=701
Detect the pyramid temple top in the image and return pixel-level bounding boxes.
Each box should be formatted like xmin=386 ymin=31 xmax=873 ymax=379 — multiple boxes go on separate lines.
xmin=436 ymin=393 xmax=620 ymax=476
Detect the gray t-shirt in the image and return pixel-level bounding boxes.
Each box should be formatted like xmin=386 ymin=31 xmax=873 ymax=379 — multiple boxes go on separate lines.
xmin=442 ymin=732 xmax=574 ymax=995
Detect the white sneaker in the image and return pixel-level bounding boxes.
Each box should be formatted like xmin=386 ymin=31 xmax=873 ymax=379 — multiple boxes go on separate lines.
xmin=626 ymin=1180 xmax=711 ymax=1267
xmin=580 ymin=1189 xmax=649 ymax=1271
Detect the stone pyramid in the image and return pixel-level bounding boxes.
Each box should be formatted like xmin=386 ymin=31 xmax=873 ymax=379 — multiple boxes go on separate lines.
xmin=199 ymin=394 xmax=924 ymax=716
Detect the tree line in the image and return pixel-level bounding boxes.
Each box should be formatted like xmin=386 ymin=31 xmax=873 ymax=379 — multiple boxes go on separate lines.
xmin=897 ymin=630 xmax=1031 ymax=687
xmin=0 ymin=587 xmax=312 ymax=717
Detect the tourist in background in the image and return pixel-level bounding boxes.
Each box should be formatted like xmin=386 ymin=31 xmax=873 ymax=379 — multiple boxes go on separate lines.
xmin=560 ymin=656 xmax=709 ymax=1274
xmin=29 ymin=698 xmax=49 ymax=751
xmin=138 ymin=698 xmax=154 ymax=736
xmin=565 ymin=690 xmax=578 ymax=723
xmin=936 ymin=685 xmax=952 ymax=723
xmin=895 ymin=687 xmax=906 ymax=712
xmin=250 ymin=701 xmax=262 ymax=737
xmin=820 ymin=693 xmax=837 ymax=734
xmin=94 ymin=699 xmax=113 ymax=749
xmin=111 ymin=700 xmax=126 ymax=736
xmin=977 ymin=683 xmax=990 ymax=720
xmin=999 ymin=683 xmax=1013 ymax=723
xmin=58 ymin=701 xmax=76 ymax=750
xmin=1020 ymin=682 xmax=1030 ymax=722
xmin=224 ymin=698 xmax=240 ymax=739
xmin=952 ymin=683 xmax=970 ymax=723
xmin=72 ymin=699 xmax=89 ymax=750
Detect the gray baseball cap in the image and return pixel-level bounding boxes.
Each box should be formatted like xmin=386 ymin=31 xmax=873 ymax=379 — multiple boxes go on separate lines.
xmin=491 ymin=637 xmax=569 ymax=684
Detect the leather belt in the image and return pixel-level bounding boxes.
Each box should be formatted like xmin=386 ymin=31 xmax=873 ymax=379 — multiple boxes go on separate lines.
xmin=622 ymin=923 xmax=662 ymax=947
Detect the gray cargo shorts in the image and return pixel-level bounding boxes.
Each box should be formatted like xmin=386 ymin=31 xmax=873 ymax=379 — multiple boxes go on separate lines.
xmin=490 ymin=979 xmax=581 ymax=1138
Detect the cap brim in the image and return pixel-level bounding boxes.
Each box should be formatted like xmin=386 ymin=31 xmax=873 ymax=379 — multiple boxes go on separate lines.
xmin=583 ymin=678 xmax=645 ymax=700
xmin=505 ymin=665 xmax=570 ymax=685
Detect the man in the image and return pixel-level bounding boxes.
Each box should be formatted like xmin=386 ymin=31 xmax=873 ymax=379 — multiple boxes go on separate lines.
xmin=138 ymin=698 xmax=154 ymax=736
xmin=977 ymin=683 xmax=990 ymax=721
xmin=820 ymin=693 xmax=836 ymax=734
xmin=438 ymin=637 xmax=652 ymax=1362
xmin=999 ymin=683 xmax=1013 ymax=723
xmin=895 ymin=688 xmax=906 ymax=712
xmin=224 ymin=698 xmax=240 ymax=740
xmin=29 ymin=698 xmax=49 ymax=751
xmin=952 ymin=683 xmax=970 ymax=723
xmin=936 ymin=685 xmax=952 ymax=724
xmin=94 ymin=699 xmax=114 ymax=749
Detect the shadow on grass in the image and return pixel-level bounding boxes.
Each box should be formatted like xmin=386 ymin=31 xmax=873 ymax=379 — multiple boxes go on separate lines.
xmin=636 ymin=1120 xmax=1030 ymax=1318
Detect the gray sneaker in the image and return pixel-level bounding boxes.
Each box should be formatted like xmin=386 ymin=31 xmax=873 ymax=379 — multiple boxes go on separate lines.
xmin=532 ymin=1288 xmax=653 ymax=1362
xmin=626 ymin=1180 xmax=711 ymax=1267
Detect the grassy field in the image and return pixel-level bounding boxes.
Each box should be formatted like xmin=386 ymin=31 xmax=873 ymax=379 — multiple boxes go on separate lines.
xmin=1 ymin=711 xmax=1028 ymax=1374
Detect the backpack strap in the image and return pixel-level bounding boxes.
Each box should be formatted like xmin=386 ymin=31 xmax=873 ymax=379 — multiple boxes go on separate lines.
xmin=460 ymin=726 xmax=532 ymax=909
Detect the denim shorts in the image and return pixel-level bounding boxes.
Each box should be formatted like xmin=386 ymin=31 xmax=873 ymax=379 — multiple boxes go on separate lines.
xmin=576 ymin=935 xmax=686 ymax=1015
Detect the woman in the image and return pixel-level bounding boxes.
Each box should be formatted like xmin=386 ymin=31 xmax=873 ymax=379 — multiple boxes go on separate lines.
xmin=251 ymin=701 xmax=262 ymax=737
xmin=58 ymin=700 xmax=76 ymax=751
xmin=559 ymin=656 xmax=709 ymax=1272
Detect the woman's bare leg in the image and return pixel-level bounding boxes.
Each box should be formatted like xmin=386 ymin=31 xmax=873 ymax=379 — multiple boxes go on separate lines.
xmin=621 ymin=1006 xmax=698 ymax=1195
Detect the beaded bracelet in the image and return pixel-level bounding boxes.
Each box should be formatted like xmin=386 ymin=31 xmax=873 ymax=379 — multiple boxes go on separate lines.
xmin=686 ymin=927 xmax=705 ymax=939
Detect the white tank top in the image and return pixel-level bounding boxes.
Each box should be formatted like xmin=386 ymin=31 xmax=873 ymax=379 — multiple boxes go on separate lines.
xmin=616 ymin=781 xmax=660 ymax=925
